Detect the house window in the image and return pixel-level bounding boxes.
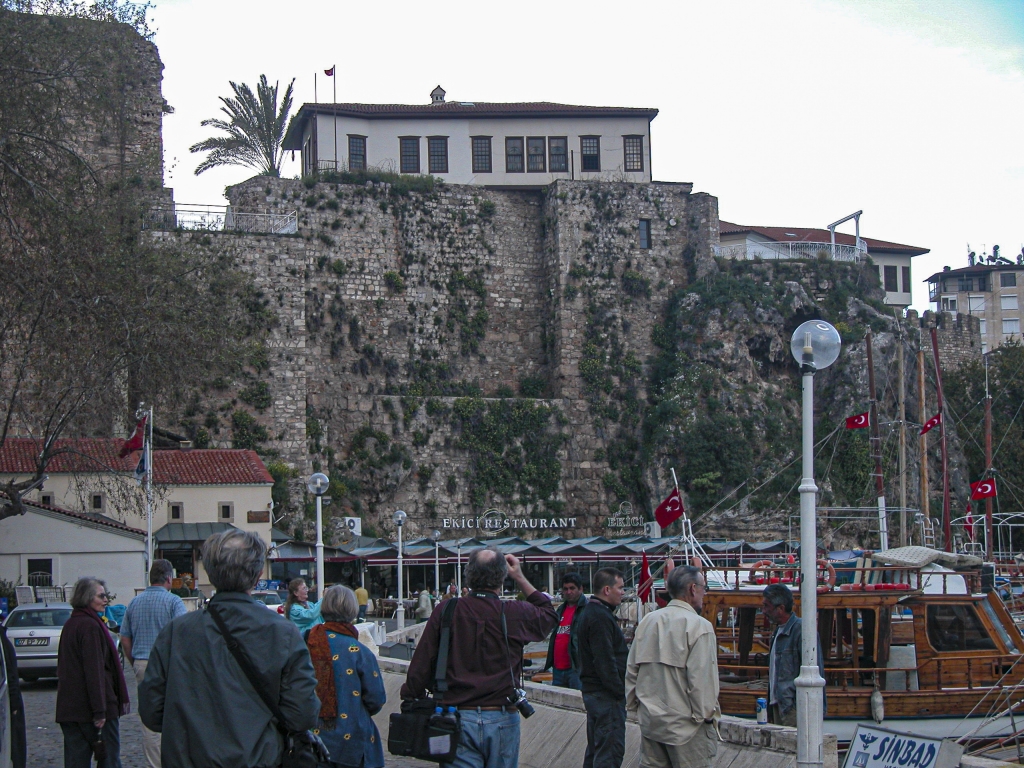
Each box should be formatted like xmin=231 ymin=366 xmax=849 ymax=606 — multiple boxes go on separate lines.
xmin=941 ymin=297 xmax=957 ymax=312
xmin=428 ymin=137 xmax=448 ymax=174
xmin=1001 ymin=273 xmax=1017 ymax=288
xmin=218 ymin=502 xmax=234 ymax=522
xmin=505 ymin=137 xmax=524 ymax=173
xmin=169 ymin=502 xmax=183 ymax=522
xmin=1003 ymin=318 xmax=1019 ymax=336
xmin=549 ymin=137 xmax=568 ymax=172
xmin=959 ymin=278 xmax=974 ymax=292
xmin=968 ymin=295 xmax=986 ymax=312
xmin=1001 ymin=294 xmax=1019 ymax=311
xmin=623 ymin=135 xmax=644 ymax=172
xmin=39 ymin=493 xmax=53 ymax=506
xmin=27 ymin=559 xmax=53 ymax=587
xmin=399 ymin=137 xmax=420 ymax=174
xmin=902 ymin=266 xmax=912 ymax=294
xmin=979 ymin=319 xmax=987 ymax=336
xmin=580 ymin=136 xmax=601 ymax=172
xmin=639 ymin=219 xmax=652 ymax=250
xmin=527 ymin=137 xmax=546 ymax=173
xmin=884 ymin=265 xmax=899 ymax=292
xmin=348 ymin=135 xmax=366 ymax=172
xmin=978 ymin=275 xmax=988 ymax=291
xmin=91 ymin=493 xmax=105 ymax=513
xmin=471 ymin=136 xmax=492 ymax=173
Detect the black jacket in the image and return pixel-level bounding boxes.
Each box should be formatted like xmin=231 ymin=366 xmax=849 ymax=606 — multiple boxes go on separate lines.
xmin=577 ymin=597 xmax=628 ymax=699
xmin=544 ymin=594 xmax=588 ymax=672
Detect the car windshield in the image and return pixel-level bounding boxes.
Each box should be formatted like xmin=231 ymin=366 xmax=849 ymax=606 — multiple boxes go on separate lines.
xmin=7 ymin=608 xmax=72 ymax=628
xmin=255 ymin=593 xmax=281 ymax=605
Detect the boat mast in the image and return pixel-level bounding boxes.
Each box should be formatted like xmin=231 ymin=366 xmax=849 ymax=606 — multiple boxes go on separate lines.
xmin=897 ymin=327 xmax=907 ymax=547
xmin=985 ymin=354 xmax=993 ymax=560
xmin=930 ymin=327 xmax=951 ymax=551
xmin=918 ymin=348 xmax=930 ymax=537
xmin=866 ymin=332 xmax=889 ymax=550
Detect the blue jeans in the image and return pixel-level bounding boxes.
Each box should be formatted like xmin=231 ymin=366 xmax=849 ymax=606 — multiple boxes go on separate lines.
xmin=452 ymin=709 xmax=520 ymax=768
xmin=552 ymin=667 xmax=582 ymax=690
xmin=583 ymin=693 xmax=625 ymax=768
xmin=358 ymin=604 xmax=367 ymax=621
xmin=60 ymin=719 xmax=122 ymax=768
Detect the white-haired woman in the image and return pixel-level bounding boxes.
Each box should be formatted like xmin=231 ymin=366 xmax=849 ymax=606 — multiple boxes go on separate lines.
xmin=56 ymin=577 xmax=131 ymax=768
xmin=305 ymin=585 xmax=385 ymax=768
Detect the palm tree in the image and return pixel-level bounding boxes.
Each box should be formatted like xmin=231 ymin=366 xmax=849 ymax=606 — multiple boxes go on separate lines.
xmin=190 ymin=75 xmax=294 ymax=176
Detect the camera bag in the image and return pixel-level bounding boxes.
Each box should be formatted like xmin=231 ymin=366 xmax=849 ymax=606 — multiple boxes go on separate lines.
xmin=388 ymin=598 xmax=461 ymax=763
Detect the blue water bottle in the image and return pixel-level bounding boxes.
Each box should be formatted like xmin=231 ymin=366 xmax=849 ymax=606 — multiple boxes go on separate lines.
xmin=756 ymin=697 xmax=768 ymax=724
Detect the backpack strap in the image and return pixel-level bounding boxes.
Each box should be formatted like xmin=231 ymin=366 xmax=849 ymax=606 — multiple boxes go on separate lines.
xmin=433 ymin=597 xmax=459 ymax=695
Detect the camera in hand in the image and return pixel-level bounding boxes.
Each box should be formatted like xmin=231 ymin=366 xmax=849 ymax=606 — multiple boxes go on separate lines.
xmin=507 ymin=688 xmax=535 ymax=718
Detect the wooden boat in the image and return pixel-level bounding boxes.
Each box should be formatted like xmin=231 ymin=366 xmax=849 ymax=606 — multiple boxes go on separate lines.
xmin=702 ymin=556 xmax=1024 ymax=743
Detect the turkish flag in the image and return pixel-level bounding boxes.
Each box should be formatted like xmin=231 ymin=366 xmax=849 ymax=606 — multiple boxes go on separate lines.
xmin=964 ymin=503 xmax=975 ymax=542
xmin=971 ymin=478 xmax=997 ymax=500
xmin=845 ymin=412 xmax=870 ymax=429
xmin=638 ymin=552 xmax=652 ymax=602
xmin=324 ymin=66 xmax=335 ymax=76
xmin=654 ymin=488 xmax=684 ymax=527
xmin=920 ymin=413 xmax=942 ymax=435
xmin=119 ymin=416 xmax=147 ymax=458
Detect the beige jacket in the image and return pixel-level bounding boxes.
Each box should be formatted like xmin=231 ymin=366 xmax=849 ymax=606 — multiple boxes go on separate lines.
xmin=625 ymin=599 xmax=721 ymax=745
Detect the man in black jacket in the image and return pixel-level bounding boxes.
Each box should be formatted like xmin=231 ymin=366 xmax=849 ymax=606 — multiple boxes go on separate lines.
xmin=544 ymin=572 xmax=587 ymax=689
xmin=578 ymin=567 xmax=627 ymax=768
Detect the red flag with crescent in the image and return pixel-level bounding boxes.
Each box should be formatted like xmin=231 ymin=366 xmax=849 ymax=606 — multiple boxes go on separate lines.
xmin=971 ymin=478 xmax=997 ymax=500
xmin=920 ymin=413 xmax=942 ymax=435
xmin=654 ymin=488 xmax=684 ymax=527
xmin=845 ymin=412 xmax=869 ymax=429
xmin=638 ymin=552 xmax=652 ymax=602
xmin=119 ymin=415 xmax=147 ymax=458
xmin=324 ymin=66 xmax=335 ymax=76
xmin=964 ymin=503 xmax=975 ymax=542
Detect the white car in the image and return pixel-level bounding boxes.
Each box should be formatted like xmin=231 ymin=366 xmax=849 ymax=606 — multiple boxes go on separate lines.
xmin=251 ymin=591 xmax=285 ymax=614
xmin=2 ymin=602 xmax=72 ymax=681
xmin=0 ymin=629 xmax=12 ymax=768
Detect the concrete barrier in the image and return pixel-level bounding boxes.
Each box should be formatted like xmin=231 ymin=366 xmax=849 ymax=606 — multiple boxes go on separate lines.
xmin=373 ymin=658 xmax=836 ymax=768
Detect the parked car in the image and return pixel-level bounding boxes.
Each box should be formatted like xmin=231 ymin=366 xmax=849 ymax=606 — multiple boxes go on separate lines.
xmin=2 ymin=602 xmax=72 ymax=681
xmin=0 ymin=628 xmax=13 ymax=768
xmin=251 ymin=590 xmax=285 ymax=614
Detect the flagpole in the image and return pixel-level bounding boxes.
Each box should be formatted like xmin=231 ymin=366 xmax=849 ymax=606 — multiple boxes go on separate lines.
xmin=332 ymin=65 xmax=337 ymax=172
xmin=669 ymin=467 xmax=690 ymax=565
xmin=146 ymin=406 xmax=154 ymax=573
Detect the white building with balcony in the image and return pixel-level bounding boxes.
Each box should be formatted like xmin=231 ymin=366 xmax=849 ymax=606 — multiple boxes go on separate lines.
xmin=281 ymin=86 xmax=657 ymax=188
xmin=717 ymin=221 xmax=929 ymax=309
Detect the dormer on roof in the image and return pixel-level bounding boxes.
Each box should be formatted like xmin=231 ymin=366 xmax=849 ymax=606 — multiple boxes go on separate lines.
xmin=430 ymin=85 xmax=446 ymax=105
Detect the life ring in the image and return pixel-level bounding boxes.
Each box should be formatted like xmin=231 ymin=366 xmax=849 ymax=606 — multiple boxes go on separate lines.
xmin=817 ymin=559 xmax=836 ymax=593
xmin=747 ymin=560 xmax=778 ymax=585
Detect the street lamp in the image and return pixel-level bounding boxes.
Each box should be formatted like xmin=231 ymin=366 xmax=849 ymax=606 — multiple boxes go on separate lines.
xmin=306 ymin=472 xmax=330 ymax=599
xmin=432 ymin=530 xmax=441 ymax=595
xmin=790 ymin=320 xmax=840 ymax=768
xmin=394 ymin=509 xmax=407 ymax=631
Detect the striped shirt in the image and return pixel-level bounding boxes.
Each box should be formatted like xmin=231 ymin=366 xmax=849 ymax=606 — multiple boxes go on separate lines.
xmin=120 ymin=586 xmax=187 ymax=660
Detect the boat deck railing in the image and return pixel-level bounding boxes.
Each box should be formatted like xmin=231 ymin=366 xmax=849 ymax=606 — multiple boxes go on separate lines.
xmin=711 ymin=563 xmax=981 ymax=594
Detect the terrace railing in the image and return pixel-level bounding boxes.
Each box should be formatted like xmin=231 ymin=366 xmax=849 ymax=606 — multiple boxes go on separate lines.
xmin=715 ymin=240 xmax=867 ymax=263
xmin=145 ymin=204 xmax=298 ymax=235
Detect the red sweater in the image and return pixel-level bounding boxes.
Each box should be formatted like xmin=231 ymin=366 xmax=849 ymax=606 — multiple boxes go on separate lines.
xmin=56 ymin=610 xmax=125 ymax=723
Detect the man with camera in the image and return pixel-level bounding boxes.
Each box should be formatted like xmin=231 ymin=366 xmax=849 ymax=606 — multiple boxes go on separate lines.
xmin=402 ymin=546 xmax=557 ymax=768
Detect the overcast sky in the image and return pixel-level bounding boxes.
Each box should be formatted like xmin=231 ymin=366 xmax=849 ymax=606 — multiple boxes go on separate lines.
xmin=153 ymin=0 xmax=1023 ymax=312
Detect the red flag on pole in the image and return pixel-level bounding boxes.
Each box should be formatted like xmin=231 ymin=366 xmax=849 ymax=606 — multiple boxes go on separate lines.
xmin=638 ymin=552 xmax=651 ymax=602
xmin=119 ymin=416 xmax=147 ymax=458
xmin=964 ymin=503 xmax=975 ymax=542
xmin=920 ymin=413 xmax=942 ymax=435
xmin=845 ymin=412 xmax=870 ymax=429
xmin=324 ymin=66 xmax=335 ymax=76
xmin=654 ymin=488 xmax=684 ymax=527
xmin=970 ymin=478 xmax=997 ymax=500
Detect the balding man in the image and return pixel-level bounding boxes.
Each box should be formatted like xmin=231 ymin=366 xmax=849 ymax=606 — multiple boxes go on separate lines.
xmin=403 ymin=546 xmax=557 ymax=768
xmin=626 ymin=566 xmax=720 ymax=768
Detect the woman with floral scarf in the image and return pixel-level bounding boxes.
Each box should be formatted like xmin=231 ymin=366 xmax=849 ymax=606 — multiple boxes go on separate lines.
xmin=305 ymin=585 xmax=386 ymax=768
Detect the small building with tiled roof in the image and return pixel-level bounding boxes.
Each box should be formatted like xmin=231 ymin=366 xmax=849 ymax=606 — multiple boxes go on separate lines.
xmin=0 ymin=439 xmax=275 ymax=593
xmin=717 ymin=220 xmax=929 ymax=309
xmin=282 ymin=86 xmax=657 ymax=187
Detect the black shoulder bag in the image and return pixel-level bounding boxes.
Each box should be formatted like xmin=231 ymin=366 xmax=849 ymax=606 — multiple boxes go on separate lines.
xmin=208 ymin=604 xmax=330 ymax=768
xmin=388 ymin=597 xmax=461 ymax=763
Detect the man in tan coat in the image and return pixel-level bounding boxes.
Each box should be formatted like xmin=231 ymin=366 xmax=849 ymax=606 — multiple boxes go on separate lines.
xmin=625 ymin=565 xmax=720 ymax=768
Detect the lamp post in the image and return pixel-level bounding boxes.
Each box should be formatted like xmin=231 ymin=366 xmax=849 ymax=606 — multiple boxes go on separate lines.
xmin=790 ymin=320 xmax=840 ymax=768
xmin=432 ymin=530 xmax=441 ymax=595
xmin=394 ymin=510 xmax=407 ymax=631
xmin=306 ymin=473 xmax=330 ymax=597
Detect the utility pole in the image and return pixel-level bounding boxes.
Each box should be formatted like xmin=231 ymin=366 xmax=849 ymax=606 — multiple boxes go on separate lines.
xmin=897 ymin=331 xmax=907 ymax=546
xmin=918 ymin=349 xmax=930 ymax=532
xmin=866 ymin=332 xmax=888 ymax=550
xmin=985 ymin=355 xmax=994 ymax=560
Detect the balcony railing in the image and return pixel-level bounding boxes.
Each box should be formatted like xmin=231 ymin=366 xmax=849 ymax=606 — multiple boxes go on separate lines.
xmin=144 ymin=204 xmax=298 ymax=235
xmin=715 ymin=241 xmax=866 ymax=263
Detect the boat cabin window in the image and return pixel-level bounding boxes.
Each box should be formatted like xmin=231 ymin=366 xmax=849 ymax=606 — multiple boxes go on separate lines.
xmin=926 ymin=604 xmax=996 ymax=652
xmin=980 ymin=599 xmax=1019 ymax=653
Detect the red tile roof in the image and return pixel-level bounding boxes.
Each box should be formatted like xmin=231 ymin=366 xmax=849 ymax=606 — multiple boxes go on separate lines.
xmin=283 ymin=101 xmax=658 ymax=149
xmin=0 ymin=439 xmax=273 ymax=485
xmin=27 ymin=499 xmax=146 ymax=535
xmin=719 ymin=221 xmax=929 ymax=256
